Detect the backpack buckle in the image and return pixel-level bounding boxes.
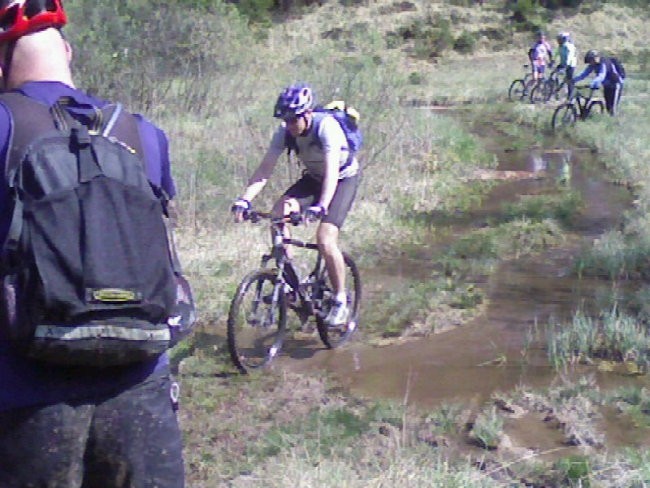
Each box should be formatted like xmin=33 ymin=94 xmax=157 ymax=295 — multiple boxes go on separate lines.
xmin=71 ymin=126 xmax=91 ymax=147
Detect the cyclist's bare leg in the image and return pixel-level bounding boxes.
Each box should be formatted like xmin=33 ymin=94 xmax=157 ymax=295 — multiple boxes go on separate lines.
xmin=316 ymin=222 xmax=345 ymax=297
xmin=272 ymin=196 xmax=300 ymax=259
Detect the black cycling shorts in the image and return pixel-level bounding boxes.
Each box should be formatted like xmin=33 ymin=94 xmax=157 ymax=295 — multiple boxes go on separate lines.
xmin=284 ymin=173 xmax=360 ymax=228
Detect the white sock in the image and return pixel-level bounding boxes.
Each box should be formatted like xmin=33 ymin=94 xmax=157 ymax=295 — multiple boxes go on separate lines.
xmin=335 ymin=293 xmax=347 ymax=304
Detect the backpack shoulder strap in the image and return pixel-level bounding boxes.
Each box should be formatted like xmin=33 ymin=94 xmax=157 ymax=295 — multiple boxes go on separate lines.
xmin=99 ymin=103 xmax=145 ymax=159
xmin=0 ymin=94 xmax=58 ymax=263
xmin=98 ymin=104 xmax=179 ymax=270
xmin=0 ymin=92 xmax=57 ymax=181
xmin=284 ymin=129 xmax=299 ymax=156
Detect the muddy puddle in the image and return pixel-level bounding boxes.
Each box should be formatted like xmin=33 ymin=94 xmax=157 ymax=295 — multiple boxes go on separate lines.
xmin=277 ymin=126 xmax=650 ymax=421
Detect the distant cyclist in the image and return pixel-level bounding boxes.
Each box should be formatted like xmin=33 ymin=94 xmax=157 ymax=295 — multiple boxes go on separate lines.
xmin=555 ymin=31 xmax=577 ymax=95
xmin=231 ymin=83 xmax=360 ymax=326
xmin=573 ymin=49 xmax=624 ymax=115
xmin=528 ymin=31 xmax=554 ymax=82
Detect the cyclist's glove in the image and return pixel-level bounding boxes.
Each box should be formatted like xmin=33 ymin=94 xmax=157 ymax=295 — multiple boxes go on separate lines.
xmin=305 ymin=204 xmax=326 ymax=223
xmin=231 ymin=198 xmax=251 ymax=221
xmin=590 ymin=80 xmax=601 ymax=89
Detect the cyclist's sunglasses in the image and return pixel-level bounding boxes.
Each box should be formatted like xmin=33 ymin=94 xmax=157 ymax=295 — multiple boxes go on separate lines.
xmin=282 ymin=114 xmax=303 ymax=124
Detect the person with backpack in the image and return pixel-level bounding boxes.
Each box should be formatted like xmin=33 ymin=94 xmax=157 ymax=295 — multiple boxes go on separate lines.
xmin=231 ymin=83 xmax=360 ymax=326
xmin=573 ymin=49 xmax=625 ymax=115
xmin=0 ymin=1 xmax=189 ymax=486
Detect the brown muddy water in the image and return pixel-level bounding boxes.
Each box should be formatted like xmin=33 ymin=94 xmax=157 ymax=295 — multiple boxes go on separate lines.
xmin=278 ymin=133 xmax=650 ymax=416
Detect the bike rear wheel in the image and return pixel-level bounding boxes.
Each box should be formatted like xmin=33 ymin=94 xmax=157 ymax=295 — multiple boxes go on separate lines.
xmin=551 ymin=103 xmax=577 ymax=131
xmin=227 ymin=269 xmax=287 ymax=373
xmin=508 ymin=79 xmax=526 ymax=102
xmin=315 ymin=253 xmax=361 ymax=349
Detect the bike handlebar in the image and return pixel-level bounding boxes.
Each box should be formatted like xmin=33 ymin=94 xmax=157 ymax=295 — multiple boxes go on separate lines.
xmin=243 ymin=209 xmax=319 ymax=250
xmin=243 ymin=209 xmax=304 ymax=226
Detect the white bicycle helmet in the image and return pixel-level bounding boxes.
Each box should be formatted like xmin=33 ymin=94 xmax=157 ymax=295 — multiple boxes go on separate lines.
xmin=273 ymin=83 xmax=314 ymax=119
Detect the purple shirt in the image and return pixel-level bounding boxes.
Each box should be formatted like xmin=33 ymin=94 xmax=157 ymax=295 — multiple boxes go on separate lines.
xmin=0 ymin=82 xmax=175 ymax=411
xmin=573 ymin=61 xmax=621 ymax=88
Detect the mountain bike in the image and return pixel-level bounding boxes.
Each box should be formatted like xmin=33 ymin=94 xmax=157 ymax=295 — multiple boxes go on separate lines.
xmin=551 ymin=84 xmax=605 ymax=131
xmin=227 ymin=210 xmax=361 ymax=374
xmin=529 ymin=65 xmax=570 ymax=104
xmin=507 ymin=64 xmax=536 ymax=102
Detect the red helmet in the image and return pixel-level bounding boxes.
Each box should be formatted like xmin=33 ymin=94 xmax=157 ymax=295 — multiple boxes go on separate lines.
xmin=0 ymin=0 xmax=67 ymax=43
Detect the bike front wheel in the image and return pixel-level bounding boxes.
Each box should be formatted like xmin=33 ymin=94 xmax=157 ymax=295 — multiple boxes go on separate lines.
xmin=315 ymin=253 xmax=361 ymax=349
xmin=529 ymin=80 xmax=552 ymax=104
xmin=585 ymin=100 xmax=605 ymax=118
xmin=227 ymin=269 xmax=287 ymax=373
xmin=508 ymin=79 xmax=526 ymax=102
xmin=551 ymin=103 xmax=577 ymax=131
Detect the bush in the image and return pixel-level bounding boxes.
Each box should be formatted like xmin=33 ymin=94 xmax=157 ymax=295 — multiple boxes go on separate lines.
xmin=408 ymin=14 xmax=454 ymax=59
xmin=541 ymin=0 xmax=583 ymax=7
xmin=234 ymin=0 xmax=274 ymax=25
xmin=408 ymin=71 xmax=426 ymax=85
xmin=65 ymin=0 xmax=251 ymax=112
xmin=453 ymin=31 xmax=476 ymax=54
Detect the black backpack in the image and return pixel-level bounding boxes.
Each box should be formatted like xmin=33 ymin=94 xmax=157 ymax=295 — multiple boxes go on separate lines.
xmin=608 ymin=57 xmax=626 ymax=82
xmin=0 ymin=93 xmax=195 ymax=367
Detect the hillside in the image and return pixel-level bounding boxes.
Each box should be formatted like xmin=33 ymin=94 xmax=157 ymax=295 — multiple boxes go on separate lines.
xmin=265 ymin=0 xmax=647 ymax=101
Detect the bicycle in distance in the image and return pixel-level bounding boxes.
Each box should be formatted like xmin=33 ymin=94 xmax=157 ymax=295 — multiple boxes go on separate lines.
xmin=529 ymin=65 xmax=570 ymax=104
xmin=508 ymin=64 xmax=536 ymax=102
xmin=227 ymin=209 xmax=361 ymax=374
xmin=551 ymin=84 xmax=605 ymax=131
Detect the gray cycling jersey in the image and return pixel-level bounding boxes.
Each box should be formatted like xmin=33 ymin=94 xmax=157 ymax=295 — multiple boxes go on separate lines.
xmin=268 ymin=112 xmax=359 ymax=180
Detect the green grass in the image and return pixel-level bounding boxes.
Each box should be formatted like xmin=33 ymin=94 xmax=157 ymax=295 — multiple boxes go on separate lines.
xmin=609 ymin=386 xmax=650 ymax=428
xmin=470 ymin=406 xmax=504 ymax=450
xmin=546 ymin=306 xmax=650 ymax=370
xmin=554 ymin=455 xmax=592 ymax=487
xmin=500 ymin=191 xmax=583 ymax=227
xmin=59 ymin=0 xmax=650 ymax=485
xmin=445 ymin=217 xmax=564 ymax=270
xmin=362 ymin=273 xmax=484 ymax=339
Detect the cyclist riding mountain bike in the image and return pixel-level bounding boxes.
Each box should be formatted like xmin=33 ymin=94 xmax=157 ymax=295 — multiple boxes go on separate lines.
xmin=232 ymin=83 xmax=360 ymax=327
xmin=573 ymin=49 xmax=624 ymax=115
xmin=528 ymin=31 xmax=554 ymax=81
xmin=556 ymin=31 xmax=577 ymax=94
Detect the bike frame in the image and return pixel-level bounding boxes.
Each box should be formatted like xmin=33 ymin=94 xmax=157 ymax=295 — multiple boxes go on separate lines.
xmin=227 ymin=208 xmax=361 ymax=372
xmin=252 ymin=211 xmax=325 ymax=319
xmin=569 ymin=86 xmax=599 ymax=119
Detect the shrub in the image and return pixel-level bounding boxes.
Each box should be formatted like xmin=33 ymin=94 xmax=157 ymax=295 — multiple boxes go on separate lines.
xmin=65 ymin=0 xmax=251 ymax=111
xmin=453 ymin=31 xmax=476 ymax=54
xmin=405 ymin=14 xmax=455 ymax=59
xmin=408 ymin=71 xmax=426 ymax=85
xmin=470 ymin=407 xmax=503 ymax=449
